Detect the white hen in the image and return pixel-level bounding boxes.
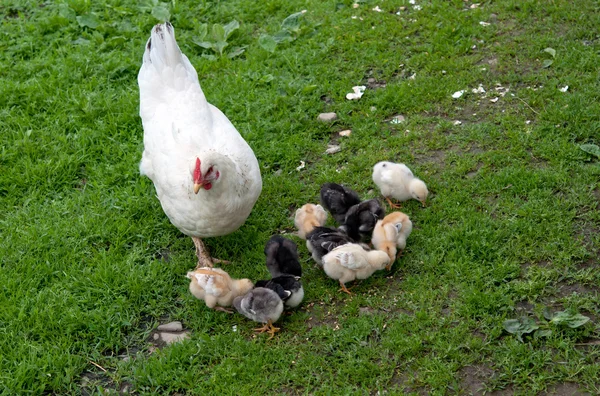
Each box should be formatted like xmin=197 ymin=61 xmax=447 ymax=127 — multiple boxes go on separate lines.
xmin=138 ymin=23 xmax=262 ymax=267
xmin=322 ymin=243 xmax=390 ymax=295
xmin=372 ymin=161 xmax=428 ymax=208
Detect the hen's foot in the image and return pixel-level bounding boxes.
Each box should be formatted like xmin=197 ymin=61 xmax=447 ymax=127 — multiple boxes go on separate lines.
xmin=192 ymin=237 xmax=214 ymax=268
xmin=385 ymin=197 xmax=402 ymax=209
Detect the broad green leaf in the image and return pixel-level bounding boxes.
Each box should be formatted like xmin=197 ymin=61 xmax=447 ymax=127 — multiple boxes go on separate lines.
xmin=503 ymin=319 xmax=522 ymax=334
xmin=76 ymin=13 xmax=100 ymax=29
xmin=302 ymin=84 xmax=318 ymax=93
xmin=151 ymin=3 xmax=170 ymax=22
xmin=58 ymin=4 xmax=76 ymax=19
xmin=542 ymin=59 xmax=553 ymax=68
xmin=534 ymin=329 xmax=552 ymax=338
xmin=196 ymin=24 xmax=208 ymax=41
xmin=258 ymin=35 xmax=277 ymax=53
xmin=211 ymin=24 xmax=226 ymax=42
xmin=138 ymin=0 xmax=158 ymax=13
xmin=543 ymin=47 xmax=556 ymax=58
xmin=213 ymin=40 xmax=228 ymax=56
xmin=201 ymin=54 xmax=217 ymax=61
xmin=503 ymin=317 xmax=539 ymax=342
xmin=281 ymin=11 xmax=305 ymax=33
xmin=223 ymin=20 xmax=240 ymax=39
xmin=227 ymin=46 xmax=247 ymax=59
xmin=193 ymin=40 xmax=214 ymax=50
xmin=550 ymin=311 xmax=590 ymax=328
xmin=259 ymin=74 xmax=274 ymax=83
xmin=273 ymin=30 xmax=294 ymax=43
xmin=580 ymin=144 xmax=600 ymax=159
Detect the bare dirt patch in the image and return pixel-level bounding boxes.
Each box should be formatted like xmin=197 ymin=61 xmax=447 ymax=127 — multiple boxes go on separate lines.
xmin=390 ymin=369 xmax=428 ymax=395
xmin=459 ymin=364 xmax=495 ymax=395
xmin=556 ymin=281 xmax=599 ymax=298
xmin=541 ymin=382 xmax=591 ymax=396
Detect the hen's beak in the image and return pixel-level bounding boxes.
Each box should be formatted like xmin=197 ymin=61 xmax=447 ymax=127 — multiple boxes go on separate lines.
xmin=193 ymin=182 xmax=203 ymax=194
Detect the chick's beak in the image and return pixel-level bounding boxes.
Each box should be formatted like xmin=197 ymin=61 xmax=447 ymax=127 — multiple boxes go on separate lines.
xmin=420 ymin=200 xmax=427 ymax=208
xmin=193 ymin=182 xmax=203 ymax=194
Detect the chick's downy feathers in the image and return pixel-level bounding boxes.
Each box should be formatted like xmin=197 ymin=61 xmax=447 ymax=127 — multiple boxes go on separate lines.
xmin=186 ymin=267 xmax=253 ymax=309
xmin=340 ymin=199 xmax=385 ymax=241
xmin=372 ymin=211 xmax=413 ymax=267
xmin=264 ymin=235 xmax=302 ymax=278
xmin=372 ymin=161 xmax=428 ymax=206
xmin=294 ymin=204 xmax=328 ymax=239
xmin=320 ymin=183 xmax=361 ymax=224
xmin=306 ymin=226 xmax=356 ymax=265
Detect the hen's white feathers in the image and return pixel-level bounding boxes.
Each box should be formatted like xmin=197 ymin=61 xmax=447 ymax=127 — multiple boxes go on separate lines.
xmin=138 ymin=23 xmax=261 ymax=238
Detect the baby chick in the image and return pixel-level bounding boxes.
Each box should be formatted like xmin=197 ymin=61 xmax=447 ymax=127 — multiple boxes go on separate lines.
xmin=320 ymin=183 xmax=361 ymax=224
xmin=264 ymin=235 xmax=302 ymax=278
xmin=186 ymin=267 xmax=254 ymax=313
xmin=306 ymin=226 xmax=356 ymax=266
xmin=372 ymin=161 xmax=428 ymax=208
xmin=233 ymin=287 xmax=284 ymax=339
xmin=371 ymin=212 xmax=413 ymax=270
xmin=255 ymin=274 xmax=304 ymax=308
xmin=322 ymin=244 xmax=390 ymax=295
xmin=339 ymin=199 xmax=385 ymax=241
xmin=294 ymin=203 xmax=328 ymax=239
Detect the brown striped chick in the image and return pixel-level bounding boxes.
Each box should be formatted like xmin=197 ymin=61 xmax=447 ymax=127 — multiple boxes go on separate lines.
xmin=294 ymin=203 xmax=328 ymax=239
xmin=186 ymin=267 xmax=254 ymax=313
xmin=371 ymin=212 xmax=413 ymax=270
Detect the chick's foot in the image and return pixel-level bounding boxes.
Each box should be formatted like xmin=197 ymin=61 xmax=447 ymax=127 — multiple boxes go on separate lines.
xmin=385 ymin=197 xmax=402 ymax=209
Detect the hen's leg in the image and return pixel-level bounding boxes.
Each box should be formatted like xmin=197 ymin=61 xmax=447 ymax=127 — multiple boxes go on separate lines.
xmin=385 ymin=196 xmax=402 ymax=209
xmin=192 ymin=237 xmax=214 ymax=268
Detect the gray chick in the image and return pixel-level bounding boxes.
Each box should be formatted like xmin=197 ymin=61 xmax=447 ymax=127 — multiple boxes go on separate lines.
xmin=233 ymin=287 xmax=284 ymax=338
xmin=255 ymin=275 xmax=304 ymax=308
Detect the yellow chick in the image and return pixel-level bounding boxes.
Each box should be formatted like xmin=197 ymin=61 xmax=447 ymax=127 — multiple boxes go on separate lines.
xmin=372 ymin=161 xmax=428 ymax=208
xmin=294 ymin=203 xmax=328 ymax=239
xmin=321 ymin=243 xmax=390 ymax=295
xmin=186 ymin=267 xmax=254 ymax=313
xmin=371 ymin=212 xmax=413 ymax=270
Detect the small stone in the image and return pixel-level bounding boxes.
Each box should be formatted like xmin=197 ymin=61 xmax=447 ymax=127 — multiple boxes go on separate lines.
xmin=160 ymin=331 xmax=190 ymax=345
xmin=390 ymin=115 xmax=405 ymax=124
xmin=352 ymin=3 xmax=359 ymax=8
xmin=370 ymin=106 xmax=377 ymax=112
xmin=274 ymin=169 xmax=283 ymax=176
xmin=153 ymin=333 xmax=159 ymax=340
xmin=157 ymin=321 xmax=183 ymax=332
xmin=339 ymin=129 xmax=352 ymax=137
xmin=453 ymin=120 xmax=462 ymax=126
xmin=367 ymin=78 xmax=376 ymax=83
xmin=318 ymin=112 xmax=337 ymax=122
xmin=490 ymin=97 xmax=499 ymax=103
xmin=326 ymin=145 xmax=341 ymax=154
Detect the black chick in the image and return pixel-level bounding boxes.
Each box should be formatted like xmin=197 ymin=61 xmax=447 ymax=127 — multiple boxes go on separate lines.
xmin=340 ymin=199 xmax=385 ymax=241
xmin=264 ymin=235 xmax=301 ymax=278
xmin=255 ymin=275 xmax=304 ymax=308
xmin=306 ymin=226 xmax=356 ymax=266
xmin=320 ymin=183 xmax=361 ymax=224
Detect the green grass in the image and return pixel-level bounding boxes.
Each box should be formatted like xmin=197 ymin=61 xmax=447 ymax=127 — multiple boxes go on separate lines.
xmin=1 ymin=0 xmax=599 ymax=394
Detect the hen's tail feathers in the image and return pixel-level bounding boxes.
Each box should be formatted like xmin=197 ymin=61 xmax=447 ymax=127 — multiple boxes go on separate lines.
xmin=141 ymin=22 xmax=199 ymax=92
xmin=144 ymin=22 xmax=183 ymax=68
